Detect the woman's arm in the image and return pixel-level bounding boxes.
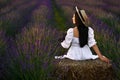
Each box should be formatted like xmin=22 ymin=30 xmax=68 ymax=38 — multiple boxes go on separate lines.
xmin=92 ymin=44 xmax=110 ymax=63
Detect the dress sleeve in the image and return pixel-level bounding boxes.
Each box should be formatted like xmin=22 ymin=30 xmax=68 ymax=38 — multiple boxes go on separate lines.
xmin=88 ymin=27 xmax=97 ymax=47
xmin=61 ymin=28 xmax=73 ymax=48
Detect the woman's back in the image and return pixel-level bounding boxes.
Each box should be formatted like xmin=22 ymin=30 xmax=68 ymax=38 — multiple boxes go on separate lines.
xmin=73 ymin=27 xmax=79 ymax=38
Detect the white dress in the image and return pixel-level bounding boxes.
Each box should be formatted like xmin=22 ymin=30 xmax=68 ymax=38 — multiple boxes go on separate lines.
xmin=55 ymin=27 xmax=98 ymax=60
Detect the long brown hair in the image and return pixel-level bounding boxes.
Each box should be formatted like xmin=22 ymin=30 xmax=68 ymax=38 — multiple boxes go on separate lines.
xmin=75 ymin=11 xmax=88 ymax=47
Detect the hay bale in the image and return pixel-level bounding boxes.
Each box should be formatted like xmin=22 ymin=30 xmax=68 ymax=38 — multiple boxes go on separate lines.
xmin=53 ymin=59 xmax=115 ymax=80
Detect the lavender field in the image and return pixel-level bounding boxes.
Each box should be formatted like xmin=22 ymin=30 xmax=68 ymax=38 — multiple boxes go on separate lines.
xmin=0 ymin=0 xmax=120 ymax=80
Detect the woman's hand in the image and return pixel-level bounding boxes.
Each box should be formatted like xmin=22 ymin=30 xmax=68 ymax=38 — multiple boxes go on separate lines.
xmin=99 ymin=56 xmax=110 ymax=63
xmin=92 ymin=45 xmax=110 ymax=63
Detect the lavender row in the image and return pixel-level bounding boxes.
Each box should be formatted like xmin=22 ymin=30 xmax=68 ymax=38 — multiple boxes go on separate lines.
xmin=0 ymin=30 xmax=8 ymax=79
xmin=23 ymin=0 xmax=54 ymax=28
xmin=0 ymin=0 xmax=41 ymax=36
xmin=4 ymin=24 xmax=64 ymax=80
xmin=101 ymin=0 xmax=120 ymax=16
xmin=1 ymin=0 xmax=62 ymax=79
xmin=0 ymin=0 xmax=30 ymax=15
xmin=29 ymin=5 xmax=49 ymax=25
xmin=0 ymin=0 xmax=12 ymax=9
xmin=89 ymin=14 xmax=119 ymax=39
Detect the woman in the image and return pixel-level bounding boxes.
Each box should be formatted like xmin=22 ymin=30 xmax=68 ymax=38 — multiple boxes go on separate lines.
xmin=55 ymin=6 xmax=110 ymax=63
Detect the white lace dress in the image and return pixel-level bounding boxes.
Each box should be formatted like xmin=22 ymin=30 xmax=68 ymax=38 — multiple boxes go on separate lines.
xmin=55 ymin=27 xmax=98 ymax=60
